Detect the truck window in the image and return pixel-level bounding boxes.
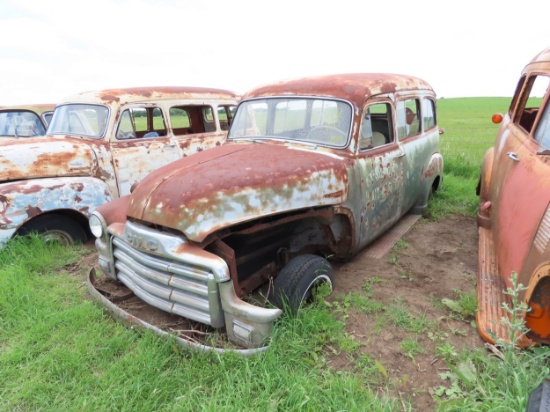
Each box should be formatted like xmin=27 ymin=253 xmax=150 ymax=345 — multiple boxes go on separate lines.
xmin=422 ymin=98 xmax=436 ymax=130
xmin=170 ymin=105 xmax=214 ymax=135
xmin=359 ymin=102 xmax=393 ymax=150
xmin=515 ymin=75 xmax=550 ymax=133
xmin=397 ymin=99 xmax=420 ymax=140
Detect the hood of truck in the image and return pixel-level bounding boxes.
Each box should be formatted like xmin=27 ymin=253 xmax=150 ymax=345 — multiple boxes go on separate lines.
xmin=0 ymin=136 xmax=95 ymax=181
xmin=128 ymin=142 xmax=349 ymax=242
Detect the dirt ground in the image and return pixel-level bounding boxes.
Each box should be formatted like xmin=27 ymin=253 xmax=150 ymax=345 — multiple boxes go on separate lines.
xmin=78 ymin=214 xmax=484 ymax=411
xmin=329 ymin=214 xmax=484 ymax=410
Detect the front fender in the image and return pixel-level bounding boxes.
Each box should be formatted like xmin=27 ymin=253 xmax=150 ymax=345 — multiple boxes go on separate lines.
xmin=0 ymin=176 xmax=114 ymax=243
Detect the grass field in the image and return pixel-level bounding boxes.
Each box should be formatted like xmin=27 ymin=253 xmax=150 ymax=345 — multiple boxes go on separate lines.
xmin=1 ymin=98 xmax=549 ymax=411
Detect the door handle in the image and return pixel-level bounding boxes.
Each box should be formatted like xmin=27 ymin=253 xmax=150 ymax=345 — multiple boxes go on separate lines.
xmin=507 ymin=151 xmax=520 ymax=162
xmin=166 ymin=143 xmax=176 ymax=148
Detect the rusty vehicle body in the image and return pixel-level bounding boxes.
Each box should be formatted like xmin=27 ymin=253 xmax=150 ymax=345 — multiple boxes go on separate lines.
xmin=477 ymin=47 xmax=550 ymax=346
xmin=0 ymin=104 xmax=55 ymax=138
xmin=0 ymin=87 xmax=237 ymax=245
xmin=89 ymin=74 xmax=443 ymax=351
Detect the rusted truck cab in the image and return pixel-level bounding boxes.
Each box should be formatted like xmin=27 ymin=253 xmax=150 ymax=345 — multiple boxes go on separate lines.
xmin=477 ymin=47 xmax=550 ymax=346
xmin=90 ymin=74 xmax=443 ymax=350
xmin=0 ymin=87 xmax=237 ymax=245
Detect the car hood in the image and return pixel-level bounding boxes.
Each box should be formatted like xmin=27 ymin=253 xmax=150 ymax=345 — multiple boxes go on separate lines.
xmin=0 ymin=136 xmax=95 ymax=182
xmin=128 ymin=143 xmax=349 ymax=242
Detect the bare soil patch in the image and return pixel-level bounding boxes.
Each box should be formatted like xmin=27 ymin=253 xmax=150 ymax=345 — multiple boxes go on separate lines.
xmin=330 ymin=214 xmax=484 ymax=410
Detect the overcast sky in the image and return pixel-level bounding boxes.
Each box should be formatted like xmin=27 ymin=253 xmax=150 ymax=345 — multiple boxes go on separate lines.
xmin=1 ymin=0 xmax=549 ymax=105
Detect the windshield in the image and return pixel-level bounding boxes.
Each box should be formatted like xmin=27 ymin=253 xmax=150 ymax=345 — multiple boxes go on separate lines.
xmin=0 ymin=111 xmax=47 ymax=137
xmin=228 ymin=97 xmax=352 ymax=148
xmin=48 ymin=104 xmax=109 ymax=138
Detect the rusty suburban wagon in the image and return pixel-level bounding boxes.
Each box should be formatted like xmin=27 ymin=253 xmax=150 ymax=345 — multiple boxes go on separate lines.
xmin=476 ymin=47 xmax=550 ymax=346
xmin=0 ymin=87 xmax=237 ymax=245
xmin=89 ymin=74 xmax=443 ymax=352
xmin=0 ymin=104 xmax=55 ymax=138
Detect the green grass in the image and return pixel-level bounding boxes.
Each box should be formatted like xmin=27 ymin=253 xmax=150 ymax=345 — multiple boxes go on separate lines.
xmin=0 ymin=236 xmax=400 ymax=411
xmin=2 ymin=98 xmax=549 ymax=411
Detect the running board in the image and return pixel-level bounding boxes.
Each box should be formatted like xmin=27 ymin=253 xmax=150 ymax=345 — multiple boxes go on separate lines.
xmin=477 ymin=227 xmax=533 ymax=347
xmin=364 ymin=214 xmax=421 ymax=259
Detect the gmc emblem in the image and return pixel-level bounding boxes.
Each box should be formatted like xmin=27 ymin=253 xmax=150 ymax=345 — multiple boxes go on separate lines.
xmin=126 ymin=233 xmax=159 ymax=252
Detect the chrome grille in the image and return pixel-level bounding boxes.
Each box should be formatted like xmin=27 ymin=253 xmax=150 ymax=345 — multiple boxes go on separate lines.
xmin=112 ymin=237 xmax=224 ymax=327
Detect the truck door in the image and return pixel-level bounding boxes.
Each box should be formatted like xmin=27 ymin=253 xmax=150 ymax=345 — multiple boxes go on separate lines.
xmin=493 ymin=74 xmax=550 ymax=284
xmin=111 ymin=106 xmax=180 ymax=196
xmin=355 ymin=100 xmax=405 ymax=249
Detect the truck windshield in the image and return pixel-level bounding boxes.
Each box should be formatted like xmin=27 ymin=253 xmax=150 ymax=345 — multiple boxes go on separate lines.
xmin=228 ymin=97 xmax=352 ymax=148
xmin=0 ymin=111 xmax=46 ymax=137
xmin=48 ymin=104 xmax=109 ymax=138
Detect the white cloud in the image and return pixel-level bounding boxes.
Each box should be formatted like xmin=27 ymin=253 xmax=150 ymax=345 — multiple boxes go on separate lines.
xmin=0 ymin=0 xmax=549 ymax=105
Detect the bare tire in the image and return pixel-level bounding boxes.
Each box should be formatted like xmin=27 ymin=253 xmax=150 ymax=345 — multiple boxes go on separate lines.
xmin=268 ymin=254 xmax=334 ymax=313
xmin=18 ymin=214 xmax=87 ymax=245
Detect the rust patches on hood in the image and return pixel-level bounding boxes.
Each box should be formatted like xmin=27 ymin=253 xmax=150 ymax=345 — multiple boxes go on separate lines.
xmin=0 ymin=136 xmax=94 ymax=181
xmin=127 ymin=143 xmax=349 ymax=241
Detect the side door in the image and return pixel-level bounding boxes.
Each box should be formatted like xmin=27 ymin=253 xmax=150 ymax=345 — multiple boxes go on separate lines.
xmin=493 ymin=74 xmax=550 ymax=284
xmin=355 ymin=99 xmax=405 ymax=249
xmin=169 ymin=104 xmax=235 ymax=156
xmin=111 ymin=105 xmax=180 ymax=196
xmin=395 ymin=94 xmax=441 ymax=213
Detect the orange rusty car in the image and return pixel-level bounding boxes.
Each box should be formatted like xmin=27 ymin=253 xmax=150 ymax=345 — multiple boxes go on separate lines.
xmin=477 ymin=47 xmax=550 ymax=346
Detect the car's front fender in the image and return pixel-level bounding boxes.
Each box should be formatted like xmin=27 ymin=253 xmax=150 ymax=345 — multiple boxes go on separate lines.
xmin=0 ymin=176 xmax=114 ymax=243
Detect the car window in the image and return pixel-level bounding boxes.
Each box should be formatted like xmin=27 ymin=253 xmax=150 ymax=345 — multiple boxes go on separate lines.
xmin=169 ymin=105 xmax=215 ymax=135
xmin=218 ymin=105 xmax=236 ymax=131
xmin=515 ymin=74 xmax=550 ymax=134
xmin=116 ymin=107 xmax=167 ymax=139
xmin=397 ymin=99 xmax=420 ymax=140
xmin=49 ymin=104 xmax=109 ymax=138
xmin=0 ymin=111 xmax=46 ymax=137
xmin=229 ymin=98 xmax=352 ymax=148
xmin=359 ymin=103 xmax=393 ymax=150
xmin=422 ymin=98 xmax=436 ymax=130
xmin=534 ymin=101 xmax=550 ymax=150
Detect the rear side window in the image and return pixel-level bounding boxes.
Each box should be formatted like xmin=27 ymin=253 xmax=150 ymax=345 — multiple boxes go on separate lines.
xmin=169 ymin=105 xmax=216 ymax=135
xmin=422 ymin=98 xmax=436 ymax=130
xmin=397 ymin=99 xmax=420 ymax=140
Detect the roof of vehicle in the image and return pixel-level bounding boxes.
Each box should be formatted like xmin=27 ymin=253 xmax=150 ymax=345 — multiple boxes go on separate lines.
xmin=242 ymin=73 xmax=434 ymax=104
xmin=528 ymin=47 xmax=550 ymax=65
xmin=0 ymin=104 xmax=56 ymax=115
xmin=60 ymin=86 xmax=239 ymax=105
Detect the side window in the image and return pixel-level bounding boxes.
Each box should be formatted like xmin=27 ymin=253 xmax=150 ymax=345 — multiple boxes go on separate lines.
xmin=397 ymin=99 xmax=420 ymax=140
xmin=218 ymin=105 xmax=236 ymax=131
xmin=116 ymin=107 xmax=167 ymax=139
xmin=359 ymin=102 xmax=393 ymax=150
xmin=169 ymin=105 xmax=213 ymax=136
xmin=116 ymin=110 xmax=135 ymax=139
xmin=534 ymin=101 xmax=550 ymax=150
xmin=515 ymin=75 xmax=550 ymax=134
xmin=422 ymin=98 xmax=436 ymax=130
